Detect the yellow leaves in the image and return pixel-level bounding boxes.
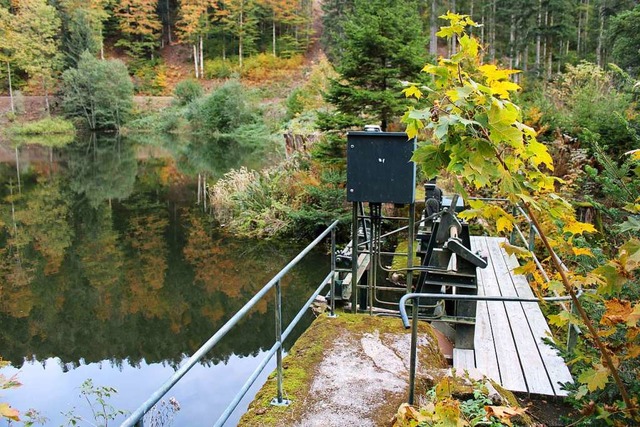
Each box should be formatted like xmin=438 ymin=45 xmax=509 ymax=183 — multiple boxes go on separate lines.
xmin=0 ymin=403 xmax=20 ymax=422
xmin=578 ymin=364 xmax=609 ymax=392
xmin=524 ymin=138 xmax=554 ymax=171
xmin=484 ymin=405 xmax=527 ymax=427
xmin=487 ymin=100 xmax=522 ymax=147
xmin=563 ymin=219 xmax=596 ymax=236
xmin=392 ymin=403 xmax=429 ymax=427
xmin=436 ymin=12 xmax=478 ymax=39
xmin=478 ymin=64 xmax=521 ymax=99
xmin=402 ymin=85 xmax=423 ymax=99
xmin=572 ymin=246 xmax=595 ymax=257
xmin=513 ymin=261 xmax=537 ymax=276
xmin=600 ymin=299 xmax=635 ymax=327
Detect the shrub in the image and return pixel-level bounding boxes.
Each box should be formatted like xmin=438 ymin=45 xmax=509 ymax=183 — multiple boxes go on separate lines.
xmin=6 ymin=117 xmax=75 ymax=136
xmin=61 ymin=51 xmax=134 ymax=130
xmin=204 ymin=58 xmax=237 ymax=79
xmin=187 ymin=80 xmax=256 ymax=134
xmin=241 ymin=54 xmax=304 ymax=81
xmin=173 ymin=79 xmax=203 ymax=106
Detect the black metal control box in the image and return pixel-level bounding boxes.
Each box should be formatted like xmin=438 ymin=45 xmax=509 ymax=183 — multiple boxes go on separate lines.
xmin=346 ymin=131 xmax=416 ymax=204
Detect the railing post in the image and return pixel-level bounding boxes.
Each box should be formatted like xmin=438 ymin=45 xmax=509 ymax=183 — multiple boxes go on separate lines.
xmin=408 ymin=299 xmax=418 ymax=405
xmin=271 ymin=279 xmax=290 ymax=406
xmin=406 ymin=203 xmax=415 ymax=294
xmin=351 ymin=202 xmax=359 ymax=313
xmin=329 ymin=227 xmax=337 ymax=318
xmin=510 ymin=205 xmax=518 ymax=245
xmin=528 ymin=223 xmax=536 ymax=252
xmin=567 ymin=301 xmax=578 ymax=352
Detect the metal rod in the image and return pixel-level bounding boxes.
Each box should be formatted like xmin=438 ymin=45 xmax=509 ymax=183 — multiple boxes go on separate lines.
xmin=212 ymin=271 xmax=333 ymax=427
xmin=213 ymin=342 xmax=281 ymax=427
xmin=406 ymin=203 xmax=415 ymax=294
xmin=122 ymin=221 xmax=339 ymax=427
xmin=275 ymin=279 xmax=284 ymax=403
xmin=330 ymin=228 xmax=336 ymax=317
xmin=408 ymin=301 xmax=418 ymax=405
xmin=399 ymin=292 xmax=579 ymax=329
xmin=352 ymin=203 xmax=359 ymax=313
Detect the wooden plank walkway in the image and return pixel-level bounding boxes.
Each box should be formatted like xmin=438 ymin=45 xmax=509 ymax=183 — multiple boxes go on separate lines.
xmin=453 ymin=236 xmax=573 ymax=397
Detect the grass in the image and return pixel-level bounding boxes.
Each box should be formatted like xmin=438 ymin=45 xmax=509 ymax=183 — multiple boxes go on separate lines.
xmin=6 ymin=117 xmax=75 ymax=136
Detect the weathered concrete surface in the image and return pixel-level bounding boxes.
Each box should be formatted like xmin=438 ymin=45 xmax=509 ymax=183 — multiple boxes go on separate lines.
xmin=239 ymin=312 xmax=447 ymax=427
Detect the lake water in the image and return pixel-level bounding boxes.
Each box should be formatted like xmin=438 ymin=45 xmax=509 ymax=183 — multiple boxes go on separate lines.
xmin=0 ymin=133 xmax=330 ymax=426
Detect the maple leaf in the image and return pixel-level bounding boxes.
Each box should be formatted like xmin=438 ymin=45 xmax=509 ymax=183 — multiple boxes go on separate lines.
xmin=0 ymin=403 xmax=20 ymax=422
xmin=578 ymin=364 xmax=609 ymax=392
xmin=487 ymin=100 xmax=522 ymax=147
xmin=594 ymin=263 xmax=626 ymax=296
xmin=563 ymin=219 xmax=596 ymax=236
xmin=402 ymin=85 xmax=422 ymax=99
xmin=572 ymin=247 xmax=594 ymax=257
xmin=485 ymin=405 xmax=527 ymax=426
xmin=600 ymin=299 xmax=633 ymax=326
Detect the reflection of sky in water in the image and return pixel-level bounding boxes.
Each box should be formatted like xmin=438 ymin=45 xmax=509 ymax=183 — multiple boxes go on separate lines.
xmin=0 ymin=135 xmax=324 ymax=426
xmin=2 ymin=353 xmax=274 ymax=426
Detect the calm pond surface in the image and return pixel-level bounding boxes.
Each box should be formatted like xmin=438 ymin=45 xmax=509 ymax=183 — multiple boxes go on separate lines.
xmin=0 ymin=133 xmax=330 ymax=426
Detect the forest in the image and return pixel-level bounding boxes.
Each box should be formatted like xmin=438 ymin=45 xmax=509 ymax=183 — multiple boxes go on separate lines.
xmin=0 ymin=0 xmax=639 ymax=426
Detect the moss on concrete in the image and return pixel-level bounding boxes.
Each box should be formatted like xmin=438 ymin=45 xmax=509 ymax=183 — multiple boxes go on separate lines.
xmin=238 ymin=311 xmax=447 ymax=427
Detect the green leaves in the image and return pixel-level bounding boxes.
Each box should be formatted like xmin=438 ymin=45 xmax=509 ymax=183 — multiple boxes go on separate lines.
xmin=578 ymin=364 xmax=610 ymax=392
xmin=487 ymin=100 xmax=522 ymax=147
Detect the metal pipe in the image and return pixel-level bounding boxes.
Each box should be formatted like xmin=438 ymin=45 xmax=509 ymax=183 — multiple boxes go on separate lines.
xmin=352 ymin=203 xmax=359 ymax=313
xmin=122 ymin=221 xmax=339 ymax=427
xmin=274 ymin=280 xmax=285 ymax=404
xmin=213 ymin=341 xmax=281 ymax=427
xmin=399 ymin=291 xmax=580 ymax=329
xmin=211 ymin=271 xmax=333 ymax=427
xmin=330 ymin=228 xmax=337 ymax=317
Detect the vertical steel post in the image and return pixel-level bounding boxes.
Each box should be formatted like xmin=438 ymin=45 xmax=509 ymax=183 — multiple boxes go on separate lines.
xmin=351 ymin=203 xmax=359 ymax=313
xmin=329 ymin=227 xmax=337 ymax=318
xmin=528 ymin=223 xmax=536 ymax=252
xmin=567 ymin=301 xmax=578 ymax=352
xmin=510 ymin=205 xmax=518 ymax=245
xmin=406 ymin=203 xmax=415 ymax=294
xmin=408 ymin=300 xmax=418 ymax=405
xmin=271 ymin=279 xmax=290 ymax=406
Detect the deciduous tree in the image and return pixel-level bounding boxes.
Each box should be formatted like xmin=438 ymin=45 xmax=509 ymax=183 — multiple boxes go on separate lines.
xmin=61 ymin=51 xmax=134 ymax=130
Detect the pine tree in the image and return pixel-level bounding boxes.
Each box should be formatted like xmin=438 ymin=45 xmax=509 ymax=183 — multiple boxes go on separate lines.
xmin=325 ymin=0 xmax=428 ymax=130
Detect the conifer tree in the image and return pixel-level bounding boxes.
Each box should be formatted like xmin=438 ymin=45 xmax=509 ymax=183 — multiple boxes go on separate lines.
xmin=325 ymin=0 xmax=427 ymax=130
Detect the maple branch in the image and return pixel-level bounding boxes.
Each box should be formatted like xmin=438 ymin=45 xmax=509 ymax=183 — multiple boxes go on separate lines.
xmin=523 ymin=203 xmax=637 ymax=418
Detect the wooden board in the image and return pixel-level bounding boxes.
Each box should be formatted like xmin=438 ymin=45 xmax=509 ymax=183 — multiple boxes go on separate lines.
xmin=451 ymin=236 xmax=574 ymax=396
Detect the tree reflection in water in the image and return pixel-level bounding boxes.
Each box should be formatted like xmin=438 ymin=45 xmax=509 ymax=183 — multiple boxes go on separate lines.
xmin=0 ymin=132 xmax=328 ymax=425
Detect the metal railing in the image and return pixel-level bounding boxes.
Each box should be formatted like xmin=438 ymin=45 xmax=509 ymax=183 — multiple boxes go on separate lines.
xmin=398 ymin=290 xmax=580 ymax=404
xmin=121 ymin=220 xmax=340 ymax=427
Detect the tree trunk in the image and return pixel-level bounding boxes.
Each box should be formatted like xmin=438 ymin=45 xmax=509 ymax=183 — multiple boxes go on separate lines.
xmin=43 ymin=76 xmax=50 ymax=115
xmin=429 ymin=0 xmax=437 ymax=56
xmin=596 ymin=0 xmax=605 ymax=67
xmin=193 ymin=44 xmax=199 ymax=78
xmin=509 ymin=13 xmax=516 ymax=69
xmin=536 ymin=0 xmax=542 ymax=70
xmin=272 ymin=15 xmax=276 ymax=56
xmin=199 ymin=35 xmax=204 ymax=78
xmin=490 ymin=0 xmax=496 ymax=60
xmin=239 ymin=1 xmax=244 ymax=68
xmin=166 ymin=0 xmax=172 ymax=44
xmin=7 ymin=62 xmax=14 ymax=114
xmin=577 ymin=0 xmax=583 ymax=55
